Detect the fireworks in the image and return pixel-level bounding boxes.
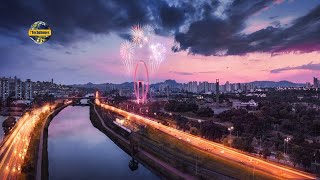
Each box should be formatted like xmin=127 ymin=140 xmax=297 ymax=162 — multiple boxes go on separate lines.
xmin=143 ymin=24 xmax=155 ymax=42
xmin=131 ymin=24 xmax=155 ymax=48
xmin=131 ymin=24 xmax=145 ymax=48
xmin=149 ymin=43 xmax=166 ymax=74
xmin=120 ymin=41 xmax=135 ymax=74
xmin=119 ymin=24 xmax=166 ymax=76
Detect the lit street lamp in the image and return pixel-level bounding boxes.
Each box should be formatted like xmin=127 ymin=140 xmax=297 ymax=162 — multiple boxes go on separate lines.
xmin=228 ymin=126 xmax=234 ymax=136
xmin=284 ymin=137 xmax=291 ymax=159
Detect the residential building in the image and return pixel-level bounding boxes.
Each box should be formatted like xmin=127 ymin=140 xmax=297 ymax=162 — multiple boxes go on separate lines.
xmin=25 ymin=79 xmax=32 ymax=100
xmin=15 ymin=77 xmax=23 ymax=99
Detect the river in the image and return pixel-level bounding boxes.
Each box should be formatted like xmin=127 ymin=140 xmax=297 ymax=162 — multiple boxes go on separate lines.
xmin=48 ymin=106 xmax=159 ymax=180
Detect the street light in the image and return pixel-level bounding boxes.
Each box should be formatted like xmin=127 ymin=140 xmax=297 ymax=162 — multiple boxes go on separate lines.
xmin=228 ymin=126 xmax=234 ymax=136
xmin=284 ymin=137 xmax=291 ymax=158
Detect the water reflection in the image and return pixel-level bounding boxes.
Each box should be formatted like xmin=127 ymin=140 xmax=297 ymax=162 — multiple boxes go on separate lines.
xmin=48 ymin=106 xmax=159 ymax=180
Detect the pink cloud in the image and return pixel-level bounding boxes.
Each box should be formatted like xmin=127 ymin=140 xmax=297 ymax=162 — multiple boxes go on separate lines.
xmin=153 ymin=50 xmax=320 ymax=84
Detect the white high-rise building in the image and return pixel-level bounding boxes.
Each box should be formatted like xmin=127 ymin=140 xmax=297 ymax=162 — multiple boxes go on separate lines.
xmin=187 ymin=82 xmax=192 ymax=92
xmin=204 ymin=81 xmax=209 ymax=93
xmin=225 ymin=81 xmax=231 ymax=92
xmin=1 ymin=78 xmax=10 ymax=101
xmin=25 ymin=79 xmax=33 ymax=100
xmin=192 ymin=81 xmax=198 ymax=93
xmin=15 ymin=78 xmax=23 ymax=99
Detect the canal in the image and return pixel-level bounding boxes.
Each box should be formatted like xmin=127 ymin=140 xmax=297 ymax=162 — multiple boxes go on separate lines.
xmin=48 ymin=106 xmax=159 ymax=180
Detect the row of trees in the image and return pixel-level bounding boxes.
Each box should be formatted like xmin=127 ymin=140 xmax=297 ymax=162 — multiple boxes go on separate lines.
xmin=164 ymin=100 xmax=198 ymax=112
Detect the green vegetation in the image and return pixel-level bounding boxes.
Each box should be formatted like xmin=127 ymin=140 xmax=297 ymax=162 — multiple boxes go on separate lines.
xmin=165 ymin=100 xmax=198 ymax=112
xmin=196 ymin=107 xmax=214 ymax=117
xmin=218 ymin=89 xmax=320 ymax=171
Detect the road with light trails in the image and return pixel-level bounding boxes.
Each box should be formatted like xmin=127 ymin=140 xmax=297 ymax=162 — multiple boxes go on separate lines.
xmin=0 ymin=104 xmax=53 ymax=180
xmin=96 ymin=99 xmax=317 ymax=180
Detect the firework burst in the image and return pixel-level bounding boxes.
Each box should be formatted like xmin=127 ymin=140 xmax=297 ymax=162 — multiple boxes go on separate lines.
xmin=131 ymin=24 xmax=155 ymax=48
xmin=143 ymin=24 xmax=154 ymax=42
xmin=149 ymin=43 xmax=166 ymax=74
xmin=120 ymin=41 xmax=135 ymax=74
xmin=131 ymin=24 xmax=145 ymax=47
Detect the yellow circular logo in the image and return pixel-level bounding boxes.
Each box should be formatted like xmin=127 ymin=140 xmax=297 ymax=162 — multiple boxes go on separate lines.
xmin=28 ymin=21 xmax=51 ymax=44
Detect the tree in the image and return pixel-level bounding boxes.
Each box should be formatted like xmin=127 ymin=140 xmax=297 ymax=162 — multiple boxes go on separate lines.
xmin=262 ymin=148 xmax=271 ymax=159
xmin=196 ymin=107 xmax=214 ymax=117
xmin=2 ymin=116 xmax=16 ymax=135
xmin=200 ymin=121 xmax=227 ymax=141
xmin=232 ymin=137 xmax=254 ymax=152
xmin=275 ymin=151 xmax=284 ymax=162
xmin=164 ymin=100 xmax=198 ymax=112
xmin=290 ymin=145 xmax=300 ymax=167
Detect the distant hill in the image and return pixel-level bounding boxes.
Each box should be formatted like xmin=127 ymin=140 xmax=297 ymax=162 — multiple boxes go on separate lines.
xmin=250 ymin=81 xmax=304 ymax=88
xmin=71 ymin=82 xmax=134 ymax=91
xmin=71 ymin=80 xmax=305 ymax=90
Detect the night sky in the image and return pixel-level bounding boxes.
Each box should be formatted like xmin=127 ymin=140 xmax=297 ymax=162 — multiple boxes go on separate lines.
xmin=1 ymin=0 xmax=320 ymax=84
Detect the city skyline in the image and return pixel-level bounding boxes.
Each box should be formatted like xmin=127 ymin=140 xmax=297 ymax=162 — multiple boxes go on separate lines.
xmin=1 ymin=1 xmax=320 ymax=179
xmin=1 ymin=1 xmax=320 ymax=84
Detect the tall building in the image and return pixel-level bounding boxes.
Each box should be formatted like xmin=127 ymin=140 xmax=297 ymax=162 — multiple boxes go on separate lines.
xmin=192 ymin=81 xmax=198 ymax=93
xmin=204 ymin=81 xmax=209 ymax=93
xmin=314 ymin=77 xmax=318 ymax=89
xmin=216 ymin=79 xmax=220 ymax=104
xmin=306 ymin=82 xmax=311 ymax=88
xmin=15 ymin=77 xmax=23 ymax=99
xmin=2 ymin=78 xmax=10 ymax=101
xmin=187 ymin=82 xmax=192 ymax=92
xmin=25 ymin=79 xmax=33 ymax=100
xmin=225 ymin=81 xmax=231 ymax=92
xmin=0 ymin=79 xmax=2 ymax=102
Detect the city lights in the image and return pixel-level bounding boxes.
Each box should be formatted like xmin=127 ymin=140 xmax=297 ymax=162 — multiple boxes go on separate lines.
xmin=0 ymin=104 xmax=54 ymax=179
xmin=96 ymin=101 xmax=316 ymax=180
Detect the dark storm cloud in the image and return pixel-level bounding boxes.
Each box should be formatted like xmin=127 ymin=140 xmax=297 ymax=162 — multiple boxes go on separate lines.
xmin=174 ymin=1 xmax=320 ymax=56
xmin=1 ymin=0 xmax=320 ymax=56
xmin=173 ymin=0 xmax=276 ymax=56
xmin=0 ymin=0 xmax=153 ymax=44
xmin=270 ymin=62 xmax=320 ymax=73
xmin=0 ymin=0 xmax=219 ymax=44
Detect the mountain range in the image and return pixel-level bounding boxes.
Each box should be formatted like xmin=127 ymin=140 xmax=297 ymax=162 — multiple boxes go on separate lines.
xmin=71 ymin=80 xmax=305 ymax=90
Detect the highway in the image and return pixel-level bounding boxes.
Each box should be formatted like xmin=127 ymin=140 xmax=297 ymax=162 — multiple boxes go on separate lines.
xmin=0 ymin=105 xmax=52 ymax=179
xmin=96 ymin=99 xmax=316 ymax=179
